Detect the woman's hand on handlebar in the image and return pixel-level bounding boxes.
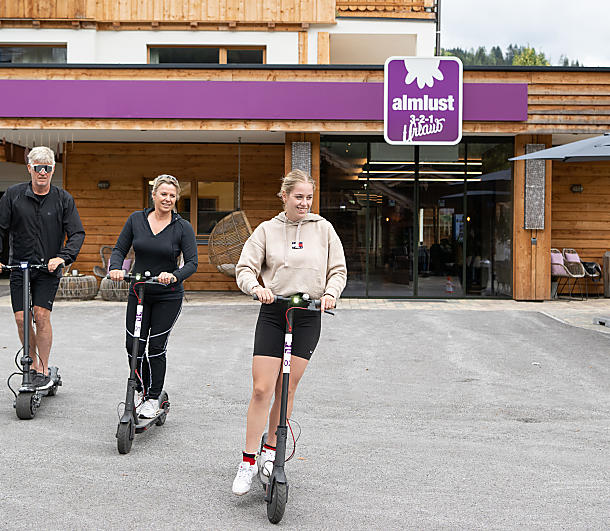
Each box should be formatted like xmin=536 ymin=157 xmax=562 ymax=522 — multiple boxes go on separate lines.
xmin=320 ymin=294 xmax=336 ymax=312
xmin=253 ymin=286 xmax=275 ymax=304
xmin=158 ymin=272 xmax=177 ymax=285
xmin=109 ymin=269 xmax=125 ymax=282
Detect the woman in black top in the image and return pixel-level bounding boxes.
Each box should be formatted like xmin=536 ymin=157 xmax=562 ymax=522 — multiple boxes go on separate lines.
xmin=109 ymin=174 xmax=197 ymax=419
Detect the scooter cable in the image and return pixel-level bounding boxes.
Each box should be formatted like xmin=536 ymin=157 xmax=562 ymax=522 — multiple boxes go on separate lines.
xmin=284 ymin=306 xmax=316 ymax=332
xmin=285 ymin=418 xmax=302 ymax=462
xmin=6 ymin=372 xmax=21 ymax=399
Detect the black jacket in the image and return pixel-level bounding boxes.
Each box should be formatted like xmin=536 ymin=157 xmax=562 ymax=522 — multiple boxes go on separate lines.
xmin=109 ymin=209 xmax=198 ymax=299
xmin=0 ymin=182 xmax=85 ymax=272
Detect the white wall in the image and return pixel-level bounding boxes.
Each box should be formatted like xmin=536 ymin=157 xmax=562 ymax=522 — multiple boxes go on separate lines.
xmin=307 ymin=18 xmax=436 ymax=64
xmin=0 ymin=28 xmax=298 ymax=64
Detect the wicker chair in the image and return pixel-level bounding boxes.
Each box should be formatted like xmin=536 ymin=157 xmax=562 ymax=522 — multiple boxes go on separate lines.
xmin=94 ymin=245 xmax=135 ymax=301
xmin=208 ymin=211 xmax=253 ymax=277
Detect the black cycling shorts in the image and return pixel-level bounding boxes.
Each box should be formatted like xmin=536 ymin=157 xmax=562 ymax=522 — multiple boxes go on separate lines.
xmin=253 ymin=302 xmax=321 ymax=361
xmin=10 ymin=269 xmax=61 ymax=312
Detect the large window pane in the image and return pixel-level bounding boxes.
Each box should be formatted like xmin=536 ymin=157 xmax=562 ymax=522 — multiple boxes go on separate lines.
xmin=149 ymin=47 xmax=219 ymax=64
xmin=320 ymin=141 xmax=368 ymax=297
xmin=0 ymin=46 xmax=66 ymax=64
xmin=197 ymin=181 xmax=236 ymax=235
xmin=465 ymin=142 xmax=513 ymax=297
xmin=417 ymin=144 xmax=466 ymax=297
xmin=366 ymin=143 xmax=415 ymax=296
xmin=227 ymin=49 xmax=264 ymax=64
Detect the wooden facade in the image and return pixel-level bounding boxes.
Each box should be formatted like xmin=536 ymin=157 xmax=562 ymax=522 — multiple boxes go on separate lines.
xmin=1 ymin=65 xmax=610 ymax=298
xmin=65 ymin=142 xmax=285 ymax=291
xmin=0 ymin=0 xmax=433 ymax=28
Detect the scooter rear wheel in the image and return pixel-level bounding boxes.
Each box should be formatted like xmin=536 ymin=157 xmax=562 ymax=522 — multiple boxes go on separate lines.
xmin=267 ymin=482 xmax=287 ymax=524
xmin=155 ymin=391 xmax=169 ymax=426
xmin=15 ymin=392 xmax=36 ymax=420
xmin=117 ymin=420 xmax=134 ymax=454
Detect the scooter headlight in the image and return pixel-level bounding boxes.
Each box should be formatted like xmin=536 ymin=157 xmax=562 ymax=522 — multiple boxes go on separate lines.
xmin=292 ymin=295 xmax=301 ymax=304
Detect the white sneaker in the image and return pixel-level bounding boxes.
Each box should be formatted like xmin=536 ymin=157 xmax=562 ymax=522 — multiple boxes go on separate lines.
xmin=134 ymin=391 xmax=144 ymax=414
xmin=139 ymin=398 xmax=159 ymax=419
xmin=232 ymin=461 xmax=258 ymax=496
xmin=258 ymin=448 xmax=275 ymax=484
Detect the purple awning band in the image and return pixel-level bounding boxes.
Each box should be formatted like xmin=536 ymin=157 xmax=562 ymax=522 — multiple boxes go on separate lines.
xmin=0 ymin=80 xmax=527 ymax=122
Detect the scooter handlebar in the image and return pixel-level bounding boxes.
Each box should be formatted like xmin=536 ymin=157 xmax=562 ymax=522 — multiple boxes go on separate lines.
xmin=1 ymin=262 xmax=49 ymax=271
xmin=252 ymin=293 xmax=334 ymax=315
xmin=106 ymin=272 xmax=165 ymax=283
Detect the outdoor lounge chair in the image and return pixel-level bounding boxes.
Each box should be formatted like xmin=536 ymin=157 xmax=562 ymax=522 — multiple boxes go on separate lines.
xmin=560 ymin=248 xmax=586 ymax=298
xmin=563 ymin=248 xmax=601 ymax=299
xmin=551 ymin=248 xmax=583 ymax=299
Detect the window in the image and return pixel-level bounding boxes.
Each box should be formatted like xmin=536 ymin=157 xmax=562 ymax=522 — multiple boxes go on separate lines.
xmin=146 ymin=179 xmax=237 ymax=239
xmin=0 ymin=45 xmax=67 ymax=64
xmin=148 ymin=46 xmax=265 ymax=64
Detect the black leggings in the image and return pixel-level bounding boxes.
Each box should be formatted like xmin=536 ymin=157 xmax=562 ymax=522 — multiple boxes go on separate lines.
xmin=125 ymin=294 xmax=182 ymax=400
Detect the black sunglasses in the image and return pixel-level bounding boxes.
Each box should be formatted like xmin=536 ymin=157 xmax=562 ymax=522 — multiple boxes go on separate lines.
xmin=32 ymin=164 xmax=54 ymax=173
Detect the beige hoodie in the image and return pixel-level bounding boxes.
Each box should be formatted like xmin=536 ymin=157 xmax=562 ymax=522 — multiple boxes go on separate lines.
xmin=236 ymin=212 xmax=347 ymax=300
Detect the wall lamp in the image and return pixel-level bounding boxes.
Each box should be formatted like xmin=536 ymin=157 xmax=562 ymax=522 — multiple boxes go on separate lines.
xmin=570 ymin=184 xmax=583 ymax=193
xmin=97 ymin=180 xmax=110 ymax=190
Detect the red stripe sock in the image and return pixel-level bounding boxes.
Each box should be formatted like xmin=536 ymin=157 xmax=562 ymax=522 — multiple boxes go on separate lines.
xmin=242 ymin=451 xmax=256 ymax=465
xmin=263 ymin=443 xmax=276 ymax=452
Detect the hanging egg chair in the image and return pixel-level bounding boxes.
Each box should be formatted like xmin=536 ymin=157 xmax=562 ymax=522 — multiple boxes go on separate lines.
xmin=207 ymin=210 xmax=253 ymax=277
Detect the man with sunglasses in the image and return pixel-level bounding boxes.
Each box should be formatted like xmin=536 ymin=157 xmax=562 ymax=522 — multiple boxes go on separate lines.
xmin=0 ymin=146 xmax=85 ymax=388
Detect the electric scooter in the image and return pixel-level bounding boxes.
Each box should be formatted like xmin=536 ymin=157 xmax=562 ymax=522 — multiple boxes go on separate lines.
xmin=113 ymin=272 xmax=170 ymax=455
xmin=4 ymin=262 xmax=62 ymax=420
xmin=253 ymin=293 xmax=333 ymax=524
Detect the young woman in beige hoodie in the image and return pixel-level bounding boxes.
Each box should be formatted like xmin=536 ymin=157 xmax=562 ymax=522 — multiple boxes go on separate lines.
xmin=232 ymin=169 xmax=347 ymax=495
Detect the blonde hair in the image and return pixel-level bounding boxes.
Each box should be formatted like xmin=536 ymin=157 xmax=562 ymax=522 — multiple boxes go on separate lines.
xmin=152 ymin=174 xmax=181 ymax=200
xmin=28 ymin=146 xmax=55 ymax=165
xmin=277 ymin=169 xmax=316 ymax=201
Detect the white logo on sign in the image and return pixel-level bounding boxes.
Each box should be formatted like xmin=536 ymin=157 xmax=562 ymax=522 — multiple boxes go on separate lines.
xmin=403 ymin=58 xmax=444 ymax=89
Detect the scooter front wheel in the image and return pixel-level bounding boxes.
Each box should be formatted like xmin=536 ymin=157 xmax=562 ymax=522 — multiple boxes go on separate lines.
xmin=117 ymin=420 xmax=134 ymax=454
xmin=15 ymin=392 xmax=36 ymax=420
xmin=267 ymin=481 xmax=287 ymax=524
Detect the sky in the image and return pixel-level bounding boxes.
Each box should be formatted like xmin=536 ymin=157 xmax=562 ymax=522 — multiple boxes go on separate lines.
xmin=441 ymin=0 xmax=610 ymax=67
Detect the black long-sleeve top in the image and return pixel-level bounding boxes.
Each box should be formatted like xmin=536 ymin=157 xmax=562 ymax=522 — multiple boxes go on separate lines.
xmin=0 ymin=182 xmax=85 ymax=275
xmin=109 ymin=209 xmax=198 ymax=299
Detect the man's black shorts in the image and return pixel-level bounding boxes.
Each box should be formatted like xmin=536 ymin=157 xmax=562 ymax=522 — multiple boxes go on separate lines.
xmin=253 ymin=302 xmax=321 ymax=361
xmin=10 ymin=269 xmax=60 ymax=312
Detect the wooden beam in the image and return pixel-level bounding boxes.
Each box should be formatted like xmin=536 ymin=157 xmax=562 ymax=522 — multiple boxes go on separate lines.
xmin=317 ymin=32 xmax=330 ymax=65
xmin=298 ymin=31 xmax=308 ymax=64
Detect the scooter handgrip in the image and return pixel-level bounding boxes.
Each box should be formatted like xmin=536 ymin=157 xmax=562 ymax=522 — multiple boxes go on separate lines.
xmin=252 ymin=293 xmax=280 ymax=302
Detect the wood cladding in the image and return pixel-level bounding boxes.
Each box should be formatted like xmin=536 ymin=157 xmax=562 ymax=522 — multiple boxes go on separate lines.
xmin=0 ymin=0 xmax=336 ymax=26
xmin=551 ymin=160 xmax=610 ymax=296
xmin=0 ymin=68 xmax=609 ymax=134
xmin=336 ymin=0 xmax=435 ymax=19
xmin=65 ymin=142 xmax=284 ymax=291
xmin=512 ymin=134 xmax=552 ymax=301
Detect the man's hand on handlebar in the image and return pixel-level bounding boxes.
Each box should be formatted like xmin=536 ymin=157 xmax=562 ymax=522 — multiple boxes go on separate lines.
xmin=253 ymin=286 xmax=274 ymax=304
xmin=109 ymin=269 xmax=125 ymax=282
xmin=47 ymin=257 xmax=65 ymax=273
xmin=158 ymin=272 xmax=177 ymax=285
xmin=320 ymin=294 xmax=336 ymax=312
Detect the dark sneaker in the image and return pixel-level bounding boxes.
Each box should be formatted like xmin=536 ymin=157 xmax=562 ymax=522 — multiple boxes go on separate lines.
xmin=33 ymin=372 xmax=51 ymax=388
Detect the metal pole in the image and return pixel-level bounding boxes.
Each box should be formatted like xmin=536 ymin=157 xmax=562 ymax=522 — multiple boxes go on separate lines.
xmin=435 ymin=0 xmax=442 ymax=56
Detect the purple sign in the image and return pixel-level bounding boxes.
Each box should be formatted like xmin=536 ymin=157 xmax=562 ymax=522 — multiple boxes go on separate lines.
xmin=384 ymin=57 xmax=463 ymax=145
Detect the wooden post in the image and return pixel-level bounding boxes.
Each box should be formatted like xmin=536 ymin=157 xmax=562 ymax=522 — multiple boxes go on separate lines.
xmin=298 ymin=31 xmax=308 ymax=64
xmin=317 ymin=32 xmax=330 ymax=64
xmin=513 ymin=134 xmax=552 ymax=300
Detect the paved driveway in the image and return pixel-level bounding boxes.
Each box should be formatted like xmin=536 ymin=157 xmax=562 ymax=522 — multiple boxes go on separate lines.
xmin=0 ymin=300 xmax=608 ymax=529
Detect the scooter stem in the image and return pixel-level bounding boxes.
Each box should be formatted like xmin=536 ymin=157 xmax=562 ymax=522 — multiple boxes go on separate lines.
xmin=122 ymin=283 xmax=145 ymax=422
xmin=21 ymin=264 xmax=34 ymax=387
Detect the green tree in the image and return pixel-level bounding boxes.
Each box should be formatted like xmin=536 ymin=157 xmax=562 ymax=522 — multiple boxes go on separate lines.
xmin=511 ymin=46 xmax=550 ymax=66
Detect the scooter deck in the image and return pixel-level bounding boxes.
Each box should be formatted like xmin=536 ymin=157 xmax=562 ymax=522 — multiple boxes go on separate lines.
xmin=134 ymin=406 xmax=169 ymax=432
